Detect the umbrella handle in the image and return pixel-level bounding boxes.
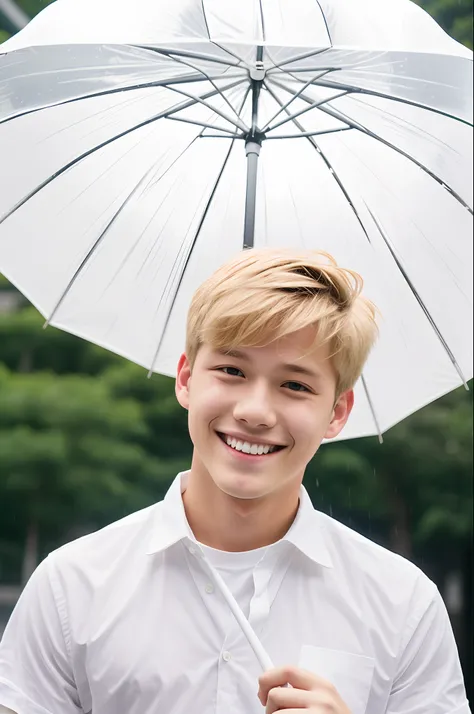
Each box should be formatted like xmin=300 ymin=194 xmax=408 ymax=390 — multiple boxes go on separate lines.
xmin=197 ymin=550 xmax=275 ymax=672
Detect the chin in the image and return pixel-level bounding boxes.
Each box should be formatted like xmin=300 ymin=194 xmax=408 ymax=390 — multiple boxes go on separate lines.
xmin=220 ymin=486 xmax=263 ymax=501
xmin=214 ymin=475 xmax=272 ymax=502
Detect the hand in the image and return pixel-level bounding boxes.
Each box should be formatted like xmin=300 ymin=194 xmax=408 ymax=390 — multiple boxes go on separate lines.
xmin=258 ymin=666 xmax=352 ymax=713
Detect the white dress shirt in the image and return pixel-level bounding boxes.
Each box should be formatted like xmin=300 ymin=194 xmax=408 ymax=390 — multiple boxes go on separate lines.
xmin=0 ymin=472 xmax=470 ymax=714
xmin=199 ymin=542 xmax=271 ymax=619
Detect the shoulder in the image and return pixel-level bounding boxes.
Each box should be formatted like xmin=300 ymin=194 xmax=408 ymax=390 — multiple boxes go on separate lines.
xmin=46 ymin=500 xmax=165 ymax=588
xmin=317 ymin=511 xmax=436 ymax=606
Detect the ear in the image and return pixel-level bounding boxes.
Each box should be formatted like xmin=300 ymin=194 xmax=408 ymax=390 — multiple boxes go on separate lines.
xmin=324 ymin=389 xmax=354 ymax=440
xmin=175 ymin=353 xmax=192 ymax=410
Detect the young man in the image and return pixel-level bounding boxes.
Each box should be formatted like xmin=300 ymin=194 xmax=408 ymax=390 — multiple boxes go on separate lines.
xmin=0 ymin=249 xmax=469 ymax=714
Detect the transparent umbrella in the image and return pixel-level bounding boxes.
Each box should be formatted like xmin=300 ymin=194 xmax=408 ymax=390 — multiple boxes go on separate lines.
xmin=0 ymin=0 xmax=472 ymax=442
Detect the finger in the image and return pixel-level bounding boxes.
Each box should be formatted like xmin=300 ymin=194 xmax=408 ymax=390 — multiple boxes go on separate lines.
xmin=264 ymin=685 xmax=309 ymax=714
xmin=259 ymin=666 xmax=328 ymax=704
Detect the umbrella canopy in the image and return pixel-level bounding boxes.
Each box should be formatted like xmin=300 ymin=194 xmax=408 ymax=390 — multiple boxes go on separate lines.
xmin=0 ymin=0 xmax=472 ymax=441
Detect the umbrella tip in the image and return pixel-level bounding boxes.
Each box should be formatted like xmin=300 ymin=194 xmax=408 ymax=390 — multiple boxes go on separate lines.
xmin=378 ymin=433 xmax=384 ymax=445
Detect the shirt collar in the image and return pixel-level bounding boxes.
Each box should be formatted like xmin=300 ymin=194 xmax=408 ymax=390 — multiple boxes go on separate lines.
xmin=146 ymin=471 xmax=333 ymax=569
xmin=282 ymin=485 xmax=333 ymax=568
xmin=146 ymin=472 xmax=192 ymax=555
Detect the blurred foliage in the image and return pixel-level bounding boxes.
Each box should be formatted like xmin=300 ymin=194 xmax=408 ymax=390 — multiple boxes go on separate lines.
xmin=307 ymin=385 xmax=473 ymax=552
xmin=14 ymin=0 xmax=53 ymax=17
xmin=414 ymin=0 xmax=473 ymax=47
xmin=0 ymin=307 xmax=192 ymax=579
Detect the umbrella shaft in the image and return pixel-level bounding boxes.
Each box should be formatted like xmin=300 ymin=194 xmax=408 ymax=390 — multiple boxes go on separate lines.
xmin=243 ymin=142 xmax=261 ymax=249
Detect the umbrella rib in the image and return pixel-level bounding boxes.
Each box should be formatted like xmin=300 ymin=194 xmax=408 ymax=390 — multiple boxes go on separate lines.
xmin=267 ymin=61 xmax=398 ymax=75
xmin=266 ymin=51 xmax=397 ymax=77
xmin=361 ymin=375 xmax=384 ymax=444
xmin=263 ymin=80 xmax=373 ymax=245
xmin=201 ymin=0 xmax=212 ymax=39
xmin=210 ymin=39 xmax=255 ymax=67
xmin=199 ymin=1 xmax=259 ymax=78
xmin=265 ymin=47 xmax=330 ymax=72
xmin=167 ymin=115 xmax=242 ymax=134
xmin=317 ymin=103 xmax=473 ymax=213
xmin=154 ymin=45 xmax=248 ymax=126
xmin=0 ymin=73 xmax=243 ymax=127
xmin=43 ymin=134 xmax=202 ymax=328
xmin=264 ymin=88 xmax=349 ymax=133
xmin=349 ymin=94 xmax=460 ymax=153
xmin=147 ymin=140 xmax=236 ymax=377
xmin=260 ymin=69 xmax=337 ymax=132
xmin=0 ymin=79 xmax=244 ymax=227
xmin=201 ymin=133 xmax=244 ymax=139
xmin=289 ymin=75 xmax=473 ymax=127
xmin=266 ymin=127 xmax=351 ymax=139
xmin=269 ymin=77 xmax=473 ymax=212
xmin=314 ymin=0 xmax=333 ymax=45
xmin=136 ymin=44 xmax=242 ymax=68
xmin=365 ymin=205 xmax=469 ymax=389
xmin=166 ymin=84 xmax=248 ymax=132
xmin=258 ymin=0 xmax=266 ymax=42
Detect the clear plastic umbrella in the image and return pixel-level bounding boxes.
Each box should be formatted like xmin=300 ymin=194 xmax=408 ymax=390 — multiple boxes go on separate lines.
xmin=0 ymin=0 xmax=472 ymax=442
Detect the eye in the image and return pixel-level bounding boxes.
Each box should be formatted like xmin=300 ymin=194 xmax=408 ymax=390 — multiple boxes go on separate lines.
xmin=284 ymin=381 xmax=311 ymax=393
xmin=219 ymin=366 xmax=245 ymax=378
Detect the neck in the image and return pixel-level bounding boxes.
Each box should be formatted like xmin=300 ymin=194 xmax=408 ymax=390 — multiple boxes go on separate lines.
xmin=182 ymin=461 xmax=300 ymax=552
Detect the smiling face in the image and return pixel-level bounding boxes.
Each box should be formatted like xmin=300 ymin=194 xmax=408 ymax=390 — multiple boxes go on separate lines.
xmin=176 ymin=326 xmax=354 ymax=504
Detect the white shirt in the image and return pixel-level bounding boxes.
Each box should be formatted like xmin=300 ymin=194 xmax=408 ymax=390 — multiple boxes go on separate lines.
xmin=0 ymin=472 xmax=470 ymax=714
xmin=199 ymin=542 xmax=270 ymax=619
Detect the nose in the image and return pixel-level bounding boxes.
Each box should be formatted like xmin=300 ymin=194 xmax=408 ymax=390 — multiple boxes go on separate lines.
xmin=232 ymin=381 xmax=277 ymax=430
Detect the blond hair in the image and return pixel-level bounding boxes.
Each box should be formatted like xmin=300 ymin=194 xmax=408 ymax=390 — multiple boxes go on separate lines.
xmin=186 ymin=249 xmax=378 ymax=396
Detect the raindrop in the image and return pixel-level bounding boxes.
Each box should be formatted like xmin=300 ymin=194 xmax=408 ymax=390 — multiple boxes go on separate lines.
xmin=315 ymin=478 xmax=320 ymax=487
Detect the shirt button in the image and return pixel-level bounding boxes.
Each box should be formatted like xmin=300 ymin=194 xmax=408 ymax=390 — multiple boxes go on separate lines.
xmin=205 ymin=583 xmax=214 ymax=594
xmin=188 ymin=546 xmax=196 ymax=555
xmin=222 ymin=651 xmax=232 ymax=662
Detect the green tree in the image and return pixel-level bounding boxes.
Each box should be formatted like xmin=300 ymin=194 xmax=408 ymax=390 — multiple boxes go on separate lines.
xmin=0 ymin=308 xmax=191 ymax=461
xmin=102 ymin=361 xmax=192 ymax=461
xmin=0 ymin=364 xmax=180 ymax=583
xmin=15 ymin=0 xmax=53 ymax=17
xmin=305 ymin=384 xmax=473 ymax=560
xmin=415 ymin=0 xmax=473 ymax=48
xmin=0 ymin=307 xmax=122 ymax=375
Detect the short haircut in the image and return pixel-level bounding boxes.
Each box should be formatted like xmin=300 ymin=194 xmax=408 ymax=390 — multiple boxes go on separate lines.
xmin=186 ymin=248 xmax=378 ymax=396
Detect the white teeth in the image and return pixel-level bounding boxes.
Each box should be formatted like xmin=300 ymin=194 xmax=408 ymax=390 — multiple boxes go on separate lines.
xmin=224 ymin=434 xmax=277 ymax=455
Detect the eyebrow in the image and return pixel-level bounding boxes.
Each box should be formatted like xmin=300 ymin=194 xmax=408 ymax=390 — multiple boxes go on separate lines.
xmin=217 ymin=349 xmax=323 ymax=382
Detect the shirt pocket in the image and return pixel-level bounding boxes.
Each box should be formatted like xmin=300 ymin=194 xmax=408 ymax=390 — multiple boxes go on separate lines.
xmin=298 ymin=645 xmax=375 ymax=714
